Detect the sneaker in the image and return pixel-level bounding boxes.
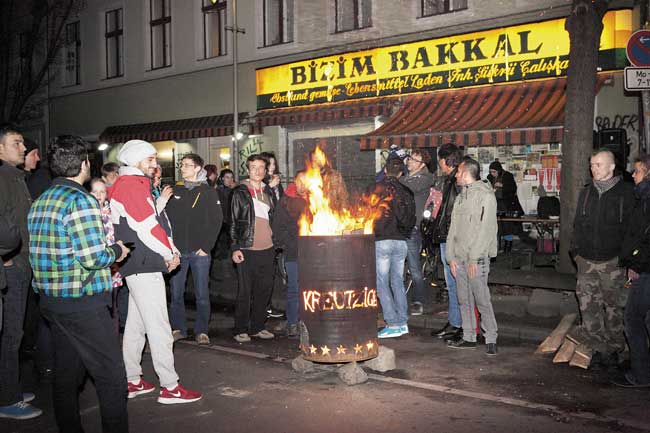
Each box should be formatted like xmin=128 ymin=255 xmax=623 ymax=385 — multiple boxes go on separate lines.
xmin=486 ymin=343 xmax=498 ymax=356
xmin=378 ymin=326 xmax=406 ymax=339
xmin=127 ymin=379 xmax=156 ymax=399
xmin=251 ymin=329 xmax=275 ymax=339
xmin=157 ymin=384 xmax=202 ymax=405
xmin=172 ymin=330 xmax=185 ymax=342
xmin=410 ymin=302 xmax=423 ymax=316
xmin=234 ymin=333 xmax=251 ymax=343
xmin=447 ymin=338 xmax=477 ymax=349
xmin=0 ymin=401 xmax=43 ymax=420
xmin=266 ymin=307 xmax=284 ymax=319
xmin=22 ymin=393 xmax=35 ymax=403
xmin=400 ymin=324 xmax=409 ymax=335
xmin=195 ymin=333 xmax=210 ymax=345
xmin=611 ymin=371 xmax=650 ymax=388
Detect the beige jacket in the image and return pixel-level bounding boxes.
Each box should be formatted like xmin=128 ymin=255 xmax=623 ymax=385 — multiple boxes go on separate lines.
xmin=446 ymin=179 xmax=498 ymax=264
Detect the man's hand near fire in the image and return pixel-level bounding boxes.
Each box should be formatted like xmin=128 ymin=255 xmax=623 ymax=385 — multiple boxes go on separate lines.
xmin=232 ymin=250 xmax=245 ymax=264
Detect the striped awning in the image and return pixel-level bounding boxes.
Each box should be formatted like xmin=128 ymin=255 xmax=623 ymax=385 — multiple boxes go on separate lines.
xmin=359 ymin=78 xmax=574 ymax=150
xmin=252 ymin=97 xmax=396 ymax=134
xmin=99 ymin=113 xmax=248 ymax=144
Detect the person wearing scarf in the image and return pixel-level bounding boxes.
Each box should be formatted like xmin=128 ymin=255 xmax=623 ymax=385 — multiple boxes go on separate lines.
xmin=165 ymin=154 xmax=222 ymax=345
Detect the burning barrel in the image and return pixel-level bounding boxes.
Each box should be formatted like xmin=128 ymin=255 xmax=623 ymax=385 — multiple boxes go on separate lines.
xmin=298 ymin=234 xmax=379 ymax=363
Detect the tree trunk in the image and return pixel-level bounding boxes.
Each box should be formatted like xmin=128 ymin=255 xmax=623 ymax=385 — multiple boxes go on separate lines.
xmin=558 ymin=0 xmax=608 ymax=274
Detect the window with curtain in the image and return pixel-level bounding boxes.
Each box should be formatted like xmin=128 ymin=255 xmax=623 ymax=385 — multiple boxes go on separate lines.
xmin=202 ymin=0 xmax=227 ymax=58
xmin=105 ymin=8 xmax=123 ymax=78
xmin=335 ymin=0 xmax=371 ymax=33
xmin=150 ymin=0 xmax=171 ymax=69
xmin=263 ymin=0 xmax=294 ymax=46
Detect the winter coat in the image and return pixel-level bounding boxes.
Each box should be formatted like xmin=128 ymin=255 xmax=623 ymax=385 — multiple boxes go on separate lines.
xmin=446 ymin=180 xmax=498 ymax=264
xmin=619 ymin=180 xmax=650 ymax=273
xmin=230 ymin=182 xmax=275 ymax=251
xmin=400 ymin=168 xmax=436 ymax=225
xmin=166 ymin=181 xmax=223 ymax=254
xmin=431 ymin=167 xmax=460 ymax=243
xmin=0 ymin=206 xmax=21 ymax=290
xmin=571 ymin=178 xmax=635 ymax=261
xmin=488 ymin=169 xmax=523 ymax=236
xmin=0 ymin=160 xmax=32 ymax=273
xmin=369 ymin=176 xmax=416 ymax=241
xmin=271 ymin=184 xmax=307 ymax=261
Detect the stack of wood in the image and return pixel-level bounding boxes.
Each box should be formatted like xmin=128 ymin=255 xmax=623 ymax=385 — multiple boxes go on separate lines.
xmin=535 ymin=313 xmax=592 ymax=369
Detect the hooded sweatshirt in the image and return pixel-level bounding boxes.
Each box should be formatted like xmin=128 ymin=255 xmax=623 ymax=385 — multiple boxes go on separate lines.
xmin=446 ymin=179 xmax=498 ymax=264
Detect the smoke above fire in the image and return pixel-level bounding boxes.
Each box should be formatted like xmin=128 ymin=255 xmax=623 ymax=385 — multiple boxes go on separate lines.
xmin=298 ymin=146 xmax=388 ymax=236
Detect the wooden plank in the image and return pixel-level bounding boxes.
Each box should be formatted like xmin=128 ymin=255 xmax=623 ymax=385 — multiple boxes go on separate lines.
xmin=569 ymin=344 xmax=592 ymax=369
xmin=536 ymin=313 xmax=578 ymax=354
xmin=552 ymin=338 xmax=577 ymax=363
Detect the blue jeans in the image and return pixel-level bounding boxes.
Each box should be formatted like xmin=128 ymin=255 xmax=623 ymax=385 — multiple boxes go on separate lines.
xmin=625 ymin=273 xmax=650 ymax=383
xmin=440 ymin=243 xmax=461 ymax=328
xmin=405 ymin=226 xmax=425 ymax=304
xmin=376 ymin=239 xmax=408 ymax=327
xmin=169 ymin=252 xmax=212 ymax=336
xmin=285 ymin=261 xmax=299 ymax=326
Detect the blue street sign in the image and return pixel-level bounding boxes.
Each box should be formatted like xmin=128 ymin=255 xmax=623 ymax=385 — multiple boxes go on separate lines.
xmin=627 ymin=30 xmax=650 ymax=67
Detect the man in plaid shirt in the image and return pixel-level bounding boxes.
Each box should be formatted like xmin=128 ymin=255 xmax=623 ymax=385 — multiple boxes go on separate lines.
xmin=28 ymin=136 xmax=130 ymax=433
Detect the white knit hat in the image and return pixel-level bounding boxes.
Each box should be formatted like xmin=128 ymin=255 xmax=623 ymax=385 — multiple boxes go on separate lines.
xmin=117 ymin=140 xmax=157 ymax=166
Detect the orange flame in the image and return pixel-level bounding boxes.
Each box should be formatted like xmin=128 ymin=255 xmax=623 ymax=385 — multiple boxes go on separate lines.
xmin=299 ymin=146 xmax=385 ymax=236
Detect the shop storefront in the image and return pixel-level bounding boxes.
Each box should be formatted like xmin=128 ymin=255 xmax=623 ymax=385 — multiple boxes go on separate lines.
xmin=254 ymin=9 xmax=635 ymax=213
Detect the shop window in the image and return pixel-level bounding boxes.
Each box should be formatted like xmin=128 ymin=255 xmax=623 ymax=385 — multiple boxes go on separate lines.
xmin=105 ymin=8 xmax=124 ymax=78
xmin=202 ymin=0 xmax=227 ymax=58
xmin=150 ymin=0 xmax=171 ymax=69
xmin=64 ymin=21 xmax=81 ymax=86
xmin=263 ymin=0 xmax=294 ymax=46
xmin=335 ymin=0 xmax=371 ymax=33
xmin=421 ymin=0 xmax=468 ymax=17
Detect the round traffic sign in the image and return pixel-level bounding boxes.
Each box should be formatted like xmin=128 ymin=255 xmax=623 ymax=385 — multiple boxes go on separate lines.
xmin=627 ymin=29 xmax=650 ymax=67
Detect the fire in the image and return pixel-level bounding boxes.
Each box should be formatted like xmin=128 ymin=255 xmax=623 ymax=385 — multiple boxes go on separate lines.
xmin=299 ymin=146 xmax=385 ymax=236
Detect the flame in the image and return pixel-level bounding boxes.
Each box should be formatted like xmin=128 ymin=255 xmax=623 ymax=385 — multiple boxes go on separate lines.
xmin=299 ymin=146 xmax=385 ymax=236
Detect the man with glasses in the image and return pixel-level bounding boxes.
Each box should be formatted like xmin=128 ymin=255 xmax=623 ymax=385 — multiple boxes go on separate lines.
xmin=400 ymin=150 xmax=435 ymax=316
xmin=166 ymin=154 xmax=222 ymax=345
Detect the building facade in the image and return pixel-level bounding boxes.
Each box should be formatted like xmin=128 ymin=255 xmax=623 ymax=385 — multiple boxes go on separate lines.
xmin=49 ymin=0 xmax=639 ymax=206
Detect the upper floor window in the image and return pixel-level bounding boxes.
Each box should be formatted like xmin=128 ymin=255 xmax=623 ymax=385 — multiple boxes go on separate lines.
xmin=202 ymin=0 xmax=227 ymax=58
xmin=421 ymin=0 xmax=468 ymax=17
xmin=335 ymin=0 xmax=371 ymax=33
xmin=18 ymin=32 xmax=30 ymax=76
xmin=150 ymin=0 xmax=171 ymax=69
xmin=105 ymin=8 xmax=124 ymax=78
xmin=64 ymin=21 xmax=81 ymax=86
xmin=263 ymin=0 xmax=293 ymax=46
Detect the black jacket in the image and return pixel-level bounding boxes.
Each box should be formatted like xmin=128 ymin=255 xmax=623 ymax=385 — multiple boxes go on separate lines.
xmin=370 ymin=176 xmax=416 ymax=241
xmin=0 ymin=206 xmax=21 ymax=290
xmin=620 ymin=181 xmax=650 ymax=273
xmin=230 ymin=183 xmax=275 ymax=251
xmin=572 ymin=178 xmax=635 ymax=261
xmin=166 ymin=182 xmax=223 ymax=254
xmin=432 ymin=167 xmax=460 ymax=243
xmin=272 ymin=194 xmax=307 ymax=261
xmin=0 ymin=160 xmax=32 ymax=272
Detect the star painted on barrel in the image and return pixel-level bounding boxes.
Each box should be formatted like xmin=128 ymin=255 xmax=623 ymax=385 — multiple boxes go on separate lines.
xmin=336 ymin=345 xmax=347 ymax=355
xmin=366 ymin=341 xmax=375 ymax=351
xmin=353 ymin=344 xmax=363 ymax=354
xmin=321 ymin=346 xmax=331 ymax=356
xmin=309 ymin=345 xmax=317 ymax=354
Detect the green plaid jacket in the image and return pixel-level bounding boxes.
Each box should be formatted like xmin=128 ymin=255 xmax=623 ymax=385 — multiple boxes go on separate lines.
xmin=28 ymin=178 xmax=117 ymax=298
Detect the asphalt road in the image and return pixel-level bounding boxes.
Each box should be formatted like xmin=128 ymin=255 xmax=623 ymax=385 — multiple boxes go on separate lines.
xmin=4 ymin=318 xmax=649 ymax=433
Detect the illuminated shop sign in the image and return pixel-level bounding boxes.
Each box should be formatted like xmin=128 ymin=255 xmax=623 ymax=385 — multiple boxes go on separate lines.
xmin=256 ymin=10 xmax=631 ymax=109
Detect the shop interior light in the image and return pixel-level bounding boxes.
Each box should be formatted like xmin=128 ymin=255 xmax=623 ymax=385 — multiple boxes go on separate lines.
xmin=233 ymin=132 xmax=245 ymax=141
xmin=98 ymin=143 xmax=109 ymax=151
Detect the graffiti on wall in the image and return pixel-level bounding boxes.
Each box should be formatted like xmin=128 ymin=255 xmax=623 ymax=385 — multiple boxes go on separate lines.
xmin=595 ymin=114 xmax=640 ymax=166
xmin=238 ymin=137 xmax=264 ymax=177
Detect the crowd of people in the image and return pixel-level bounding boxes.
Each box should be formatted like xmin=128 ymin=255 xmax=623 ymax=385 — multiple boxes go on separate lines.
xmin=1 ymin=120 xmax=650 ymax=432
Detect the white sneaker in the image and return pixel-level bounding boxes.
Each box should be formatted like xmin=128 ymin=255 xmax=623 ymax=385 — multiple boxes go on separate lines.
xmin=234 ymin=333 xmax=251 ymax=343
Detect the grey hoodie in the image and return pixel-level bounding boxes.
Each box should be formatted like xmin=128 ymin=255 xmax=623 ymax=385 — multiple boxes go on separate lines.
xmin=400 ymin=169 xmax=435 ymax=225
xmin=446 ymin=179 xmax=498 ymax=264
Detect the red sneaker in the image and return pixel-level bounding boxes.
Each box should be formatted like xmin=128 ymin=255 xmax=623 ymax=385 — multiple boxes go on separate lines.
xmin=127 ymin=379 xmax=156 ymax=399
xmin=157 ymin=384 xmax=203 ymax=405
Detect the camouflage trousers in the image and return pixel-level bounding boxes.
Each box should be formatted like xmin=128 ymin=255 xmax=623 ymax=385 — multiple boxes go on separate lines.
xmin=571 ymin=256 xmax=628 ymax=353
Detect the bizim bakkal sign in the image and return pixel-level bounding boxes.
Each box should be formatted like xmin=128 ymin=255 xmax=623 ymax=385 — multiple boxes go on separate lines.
xmin=256 ymin=10 xmax=631 ymax=110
